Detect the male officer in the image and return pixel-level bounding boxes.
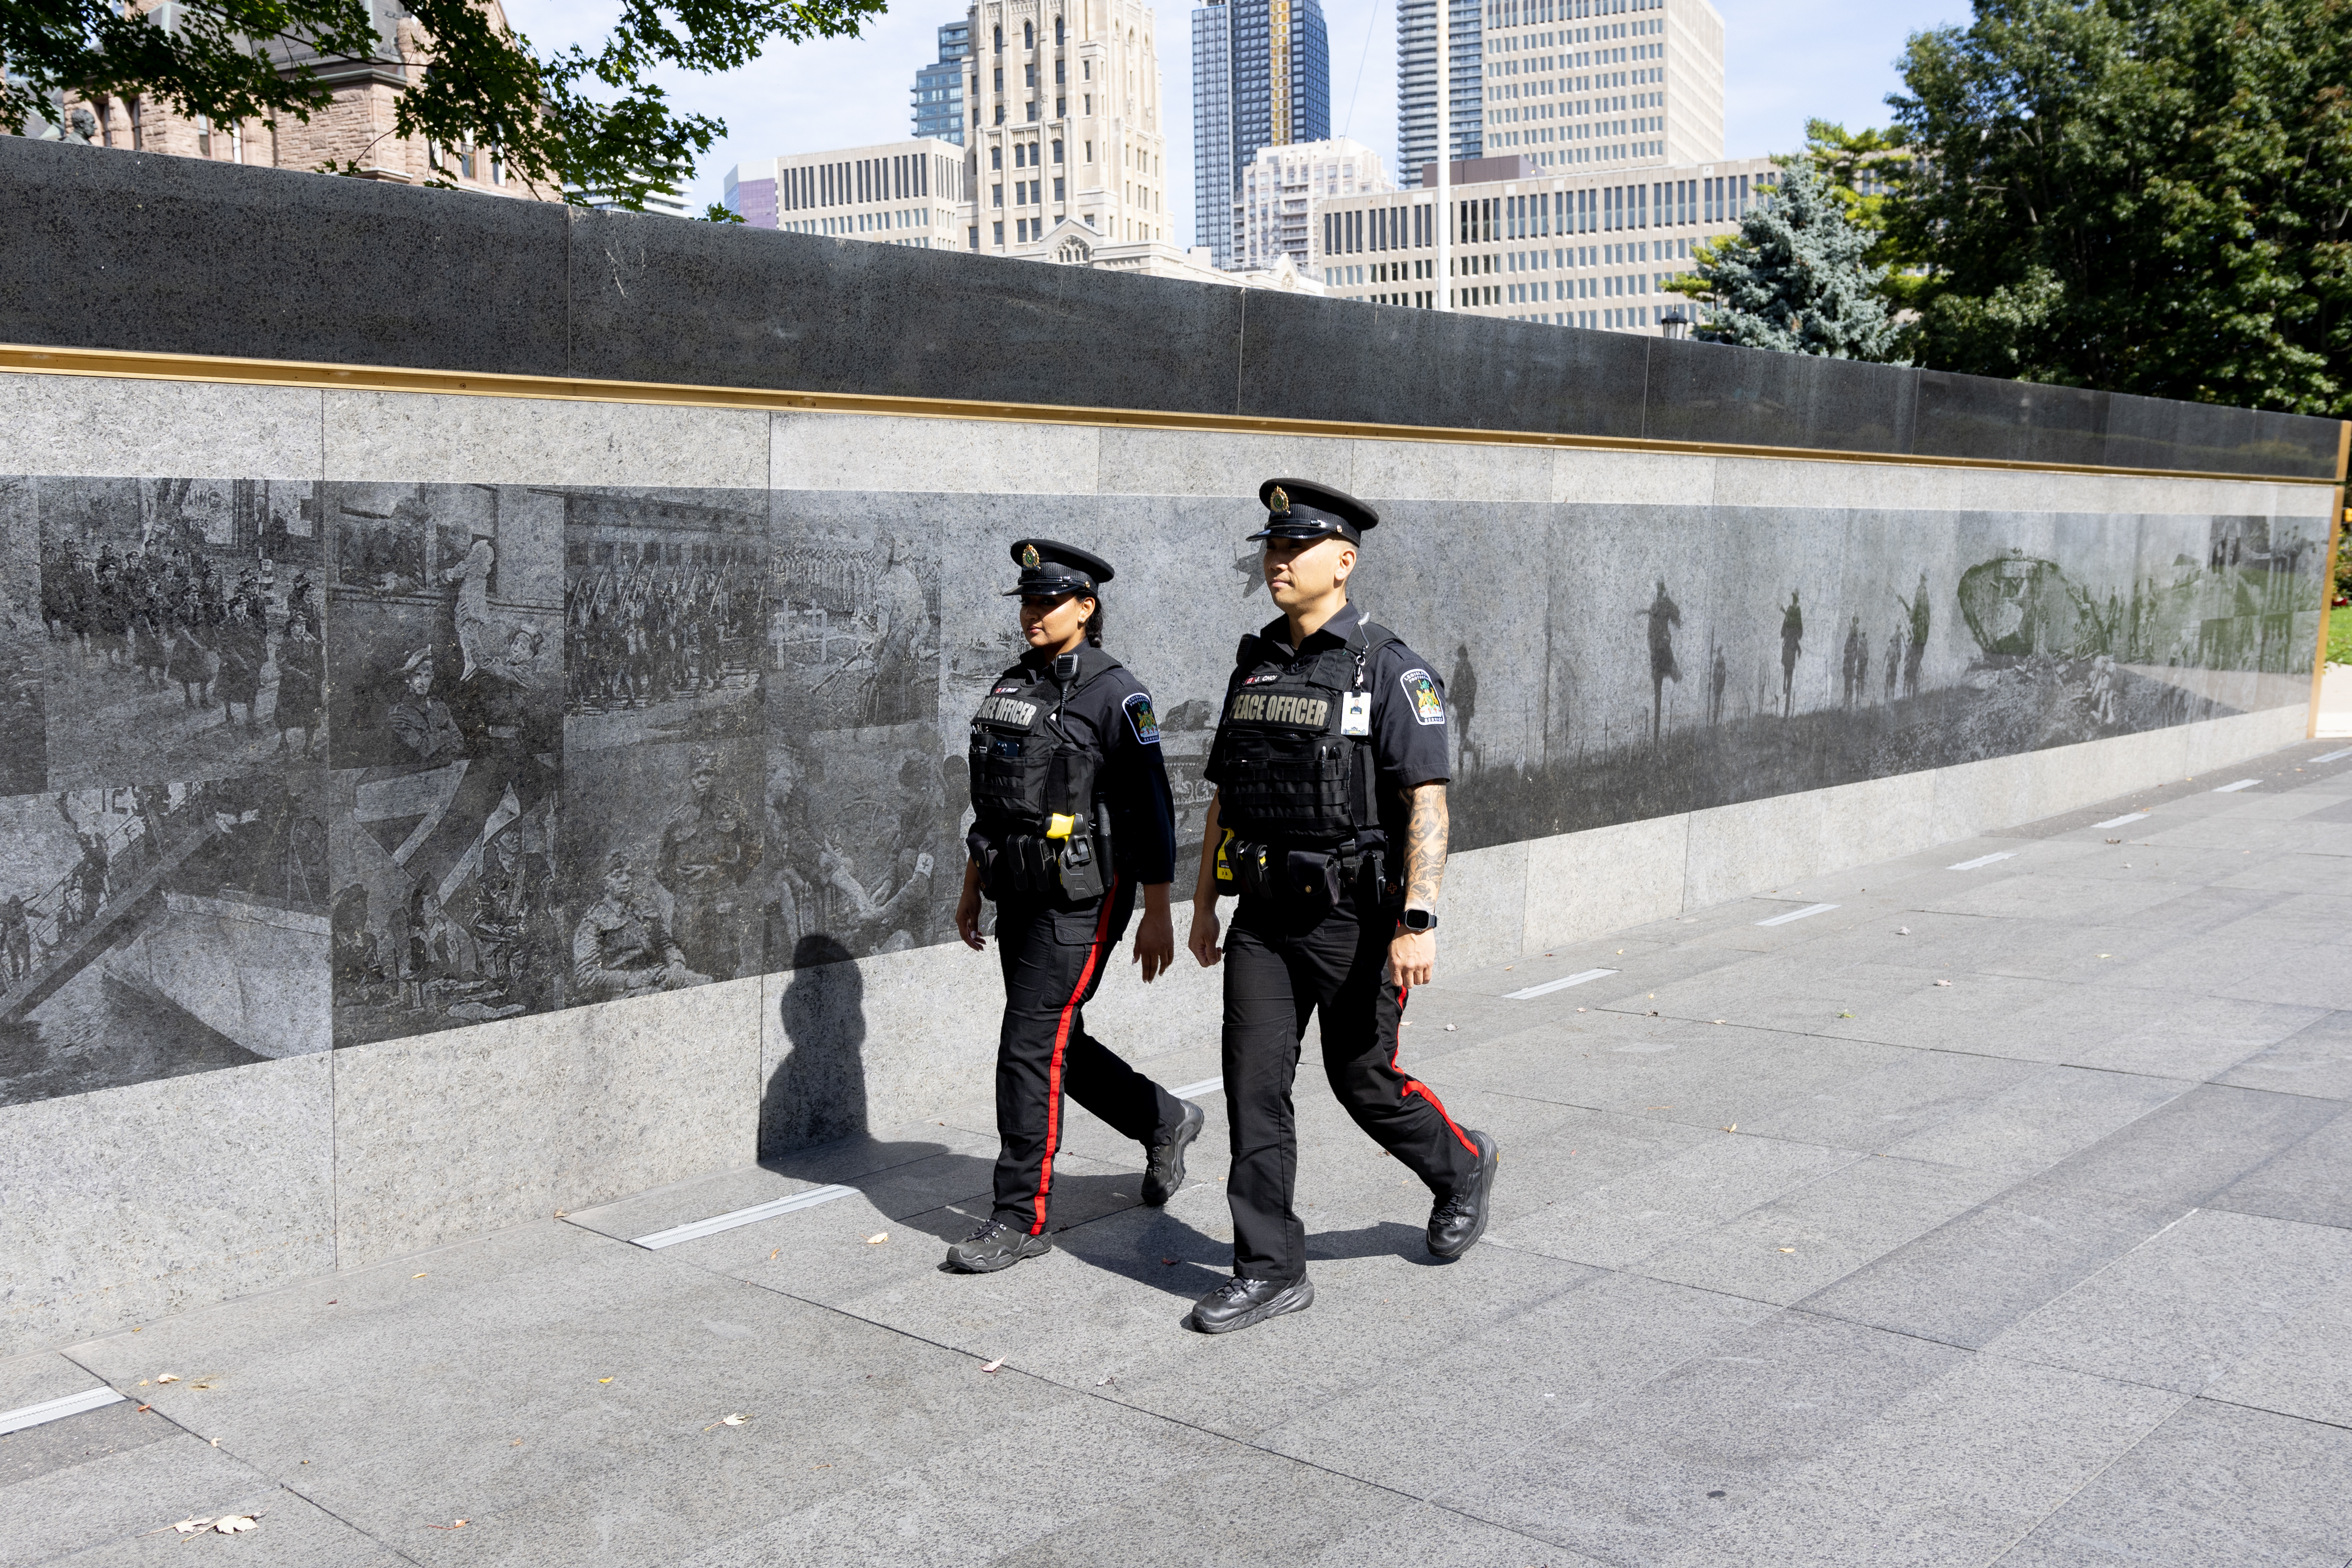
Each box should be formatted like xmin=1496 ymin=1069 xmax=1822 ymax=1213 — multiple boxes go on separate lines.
xmin=1184 ymin=479 xmax=1500 ymax=1335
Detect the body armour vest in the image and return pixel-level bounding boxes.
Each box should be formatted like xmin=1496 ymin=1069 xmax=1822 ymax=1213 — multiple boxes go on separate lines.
xmin=1216 ymin=618 xmax=1397 ymax=847
xmin=967 ymin=644 xmax=1123 ymax=834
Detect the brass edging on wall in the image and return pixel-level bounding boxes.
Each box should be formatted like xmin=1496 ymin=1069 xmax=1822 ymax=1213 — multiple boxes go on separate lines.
xmin=2 ymin=342 xmax=2343 ymax=490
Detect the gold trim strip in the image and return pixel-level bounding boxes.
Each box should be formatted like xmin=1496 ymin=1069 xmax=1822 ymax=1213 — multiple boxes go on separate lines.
xmin=2 ymin=343 xmax=2343 ymax=489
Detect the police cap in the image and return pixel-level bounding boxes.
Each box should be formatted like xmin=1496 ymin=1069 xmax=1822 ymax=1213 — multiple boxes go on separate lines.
xmin=1249 ymin=478 xmax=1378 ymax=545
xmin=1002 ymin=539 xmax=1115 ymax=599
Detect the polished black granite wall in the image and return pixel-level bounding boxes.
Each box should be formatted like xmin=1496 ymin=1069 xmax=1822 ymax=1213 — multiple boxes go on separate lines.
xmin=3 ymin=138 xmax=2343 ymax=480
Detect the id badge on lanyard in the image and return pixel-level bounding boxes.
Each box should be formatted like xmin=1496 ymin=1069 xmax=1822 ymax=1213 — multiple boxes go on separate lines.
xmin=1341 ymin=691 xmax=1372 ymax=736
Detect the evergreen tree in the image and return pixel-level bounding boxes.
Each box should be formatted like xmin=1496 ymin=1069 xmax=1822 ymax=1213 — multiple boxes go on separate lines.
xmin=1665 ymin=159 xmax=1904 ymax=360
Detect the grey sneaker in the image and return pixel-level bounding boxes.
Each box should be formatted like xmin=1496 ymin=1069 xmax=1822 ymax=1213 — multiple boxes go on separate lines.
xmin=1141 ymin=1101 xmax=1206 ymax=1207
xmin=944 ymin=1214 xmax=1053 ymax=1274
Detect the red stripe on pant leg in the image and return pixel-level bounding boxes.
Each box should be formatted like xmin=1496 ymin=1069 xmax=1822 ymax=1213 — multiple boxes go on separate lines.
xmin=1031 ymin=876 xmax=1121 ymax=1236
xmin=1390 ymin=981 xmax=1477 ymax=1156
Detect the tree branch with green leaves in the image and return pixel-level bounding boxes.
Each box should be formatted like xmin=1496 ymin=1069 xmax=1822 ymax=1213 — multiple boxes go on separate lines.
xmin=3 ymin=0 xmax=889 ymax=210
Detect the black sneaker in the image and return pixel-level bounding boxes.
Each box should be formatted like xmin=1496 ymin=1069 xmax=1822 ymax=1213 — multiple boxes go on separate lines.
xmin=944 ymin=1214 xmax=1052 ymax=1274
xmin=1141 ymin=1101 xmax=1206 ymax=1207
xmin=1190 ymin=1274 xmax=1314 ymax=1335
xmin=1427 ymin=1130 xmax=1499 ymax=1259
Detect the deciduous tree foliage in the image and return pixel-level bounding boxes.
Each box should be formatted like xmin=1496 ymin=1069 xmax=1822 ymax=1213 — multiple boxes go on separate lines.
xmin=1665 ymin=159 xmax=1903 ymax=360
xmin=1 ymin=0 xmax=887 ymax=210
xmin=1885 ymin=0 xmax=2352 ymax=415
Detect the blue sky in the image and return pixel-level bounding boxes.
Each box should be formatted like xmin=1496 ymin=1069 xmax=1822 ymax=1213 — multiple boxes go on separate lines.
xmin=504 ymin=0 xmax=1972 ymax=234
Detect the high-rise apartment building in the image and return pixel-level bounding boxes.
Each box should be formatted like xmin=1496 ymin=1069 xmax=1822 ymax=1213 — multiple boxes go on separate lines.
xmin=963 ymin=0 xmax=1170 ymax=251
xmin=724 ymin=139 xmax=970 ymax=245
xmin=913 ymin=21 xmax=972 ymax=145
xmin=1471 ymin=0 xmax=1722 ymax=175
xmin=1312 ymin=152 xmax=1774 ymax=330
xmin=1190 ymin=0 xmax=1331 ymax=268
xmin=1396 ymin=0 xmax=1484 ymax=186
xmin=1235 ymin=138 xmax=1388 ymax=272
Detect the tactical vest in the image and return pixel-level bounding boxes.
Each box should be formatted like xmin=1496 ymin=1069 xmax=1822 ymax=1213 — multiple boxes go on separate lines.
xmin=1215 ymin=616 xmax=1397 ymax=849
xmin=967 ymin=645 xmax=1124 ymax=833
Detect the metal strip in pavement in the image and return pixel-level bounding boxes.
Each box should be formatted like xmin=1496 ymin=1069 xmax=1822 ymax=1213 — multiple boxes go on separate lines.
xmin=631 ymin=1185 xmax=860 ymax=1250
xmin=2095 ymin=811 xmax=2152 ymax=828
xmin=1948 ymin=851 xmax=2016 ymax=870
xmin=1506 ymin=968 xmax=1620 ymax=999
xmin=1173 ymin=1078 xmax=1224 ymax=1100
xmin=1755 ymin=903 xmax=1838 ymax=927
xmin=2316 ymin=748 xmax=2352 ymax=763
xmin=2213 ymin=779 xmax=2260 ymax=793
xmin=0 ymin=1387 xmax=126 ymax=1434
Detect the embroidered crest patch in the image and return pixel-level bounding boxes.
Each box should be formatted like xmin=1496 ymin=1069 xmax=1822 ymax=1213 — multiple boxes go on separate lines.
xmin=1124 ymin=690 xmax=1161 ymax=744
xmin=1399 ymin=668 xmax=1445 ymax=725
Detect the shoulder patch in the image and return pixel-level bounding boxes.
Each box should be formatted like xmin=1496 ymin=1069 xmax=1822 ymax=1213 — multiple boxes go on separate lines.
xmin=1399 ymin=668 xmax=1446 ymax=726
xmin=1123 ymin=690 xmax=1161 ymax=744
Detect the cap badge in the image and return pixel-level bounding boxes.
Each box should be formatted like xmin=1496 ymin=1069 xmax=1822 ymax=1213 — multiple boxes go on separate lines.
xmin=1269 ymin=486 xmax=1291 ymax=514
xmin=1020 ymin=544 xmax=1041 ymax=568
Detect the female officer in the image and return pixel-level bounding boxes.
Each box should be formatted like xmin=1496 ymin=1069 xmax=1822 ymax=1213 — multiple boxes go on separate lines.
xmin=946 ymin=539 xmax=1206 ymax=1273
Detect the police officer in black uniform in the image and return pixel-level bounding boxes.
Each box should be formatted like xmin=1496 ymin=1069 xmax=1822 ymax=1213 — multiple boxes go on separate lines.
xmin=1183 ymin=480 xmax=1501 ymax=1334
xmin=946 ymin=540 xmax=1207 ymax=1273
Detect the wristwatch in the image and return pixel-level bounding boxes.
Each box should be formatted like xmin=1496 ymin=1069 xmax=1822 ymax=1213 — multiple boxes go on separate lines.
xmin=1399 ymin=908 xmax=1439 ymax=933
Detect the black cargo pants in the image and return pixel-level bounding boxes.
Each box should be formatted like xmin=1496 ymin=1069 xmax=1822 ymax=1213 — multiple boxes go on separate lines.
xmin=991 ymin=876 xmax=1188 ymax=1235
xmin=1221 ymin=883 xmax=1481 ymax=1281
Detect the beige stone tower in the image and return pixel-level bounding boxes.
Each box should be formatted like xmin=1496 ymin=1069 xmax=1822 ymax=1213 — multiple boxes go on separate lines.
xmin=962 ymin=0 xmax=1170 ymax=252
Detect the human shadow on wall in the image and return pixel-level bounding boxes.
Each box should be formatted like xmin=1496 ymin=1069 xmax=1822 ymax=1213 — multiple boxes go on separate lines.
xmin=758 ymin=934 xmax=989 ymax=1235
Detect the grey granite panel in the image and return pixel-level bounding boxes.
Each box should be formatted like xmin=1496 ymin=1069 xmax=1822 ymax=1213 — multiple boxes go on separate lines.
xmin=0 ymin=139 xmax=568 ymax=375
xmin=0 ymin=1057 xmax=333 ymax=1359
xmin=2032 ymin=1083 xmax=2343 ymax=1209
xmin=1797 ymin=1185 xmax=2187 ymax=1348
xmin=2218 ymin=1011 xmax=2352 ymax=1100
xmin=1982 ymin=1207 xmax=2352 ymax=1394
xmin=2102 ymin=388 xmax=2344 ymax=480
xmin=1233 ymin=290 xmax=1652 ymax=435
xmin=1992 ymin=1399 xmax=2352 ymax=1568
xmin=2206 ymin=1103 xmax=2352 ymax=1228
xmin=1914 ymin=371 xmax=2112 ymax=468
xmin=567 ymin=206 xmax=1246 ymax=414
xmin=1641 ymin=337 xmax=1918 ymax=455
xmin=0 ymin=1398 xmax=175 ymax=1491
xmin=1443 ymin=1309 xmax=1967 ymax=1564
xmin=2202 ymin=1275 xmax=2352 ymax=1428
xmin=1648 ymin=1355 xmax=2181 ymax=1568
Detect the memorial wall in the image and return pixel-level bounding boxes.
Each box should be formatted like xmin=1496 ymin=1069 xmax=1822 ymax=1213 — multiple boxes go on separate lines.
xmin=0 ymin=137 xmax=2342 ymax=1354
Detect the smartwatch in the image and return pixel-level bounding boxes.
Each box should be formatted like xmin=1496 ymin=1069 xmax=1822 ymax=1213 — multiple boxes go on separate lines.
xmin=1399 ymin=908 xmax=1439 ymax=934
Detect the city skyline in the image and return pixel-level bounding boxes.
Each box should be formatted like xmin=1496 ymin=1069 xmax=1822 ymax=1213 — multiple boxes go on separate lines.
xmin=504 ymin=0 xmax=1972 ymax=246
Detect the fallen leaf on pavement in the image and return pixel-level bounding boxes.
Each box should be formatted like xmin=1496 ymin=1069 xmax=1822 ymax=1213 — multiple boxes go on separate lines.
xmin=426 ymin=1519 xmax=469 ymax=1530
xmin=598 ymin=1378 xmax=613 ymax=1384
xmin=768 ymin=1249 xmax=779 ymax=1261
xmin=1096 ymin=1375 xmax=1116 ymax=1386
xmin=412 ymin=1273 xmax=427 ymax=1280
xmin=1161 ymin=1257 xmax=1176 ymax=1265
xmin=1721 ymin=1124 xmax=1737 ymax=1133
xmin=171 ymin=1519 xmax=211 ymax=1536
xmin=209 ymin=1438 xmax=220 ymax=1447
xmin=866 ymin=1233 xmax=888 ymax=1245
xmin=155 ymin=1373 xmax=180 ymax=1383
xmin=722 ymin=1414 xmax=748 ymax=1426
xmin=213 ymin=1517 xmax=258 ymax=1534
xmin=1896 ymin=926 xmax=1910 ymax=935
xmin=1444 ymin=1024 xmax=1457 ymax=1031
xmin=136 ymin=1403 xmax=151 ymax=1413
xmin=1934 ymin=980 xmax=1952 ymax=987
xmin=979 ymin=1358 xmax=1004 ymax=1373
xmin=1779 ymin=1248 xmax=1796 ymax=1254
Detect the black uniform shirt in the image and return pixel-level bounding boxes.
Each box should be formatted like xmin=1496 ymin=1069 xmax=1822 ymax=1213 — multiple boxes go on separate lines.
xmin=1204 ymin=600 xmax=1451 ymax=854
xmin=997 ymin=646 xmax=1179 ymax=886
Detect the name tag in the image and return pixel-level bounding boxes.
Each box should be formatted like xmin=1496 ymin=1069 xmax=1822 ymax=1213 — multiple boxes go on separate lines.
xmin=1341 ymin=692 xmax=1372 ymax=736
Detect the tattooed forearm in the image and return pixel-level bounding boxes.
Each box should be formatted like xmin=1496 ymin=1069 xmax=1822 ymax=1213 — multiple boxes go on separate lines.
xmin=1403 ymin=783 xmax=1448 ymax=911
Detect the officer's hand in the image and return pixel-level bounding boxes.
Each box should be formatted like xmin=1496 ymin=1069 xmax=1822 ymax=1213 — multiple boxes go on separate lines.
xmin=1388 ymin=929 xmax=1436 ymax=990
xmin=1187 ymin=906 xmax=1223 ymax=968
xmin=1133 ymin=905 xmax=1174 ymax=983
xmin=955 ymin=883 xmax=986 ymax=950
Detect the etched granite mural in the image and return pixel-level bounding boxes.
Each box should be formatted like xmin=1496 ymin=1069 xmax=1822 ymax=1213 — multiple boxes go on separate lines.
xmin=0 ymin=472 xmax=2327 ymax=1110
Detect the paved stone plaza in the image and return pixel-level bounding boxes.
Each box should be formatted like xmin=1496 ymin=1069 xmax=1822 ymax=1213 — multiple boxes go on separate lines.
xmin=8 ymin=741 xmax=2352 ymax=1567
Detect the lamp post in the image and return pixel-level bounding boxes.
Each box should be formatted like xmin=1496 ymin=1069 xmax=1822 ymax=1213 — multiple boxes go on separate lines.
xmin=1660 ymin=308 xmax=1690 ymax=341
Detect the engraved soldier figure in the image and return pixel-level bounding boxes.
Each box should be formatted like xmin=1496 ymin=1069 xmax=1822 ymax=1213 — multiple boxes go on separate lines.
xmin=658 ymin=746 xmax=763 ymax=981
xmin=571 ymin=853 xmax=707 ymax=1002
